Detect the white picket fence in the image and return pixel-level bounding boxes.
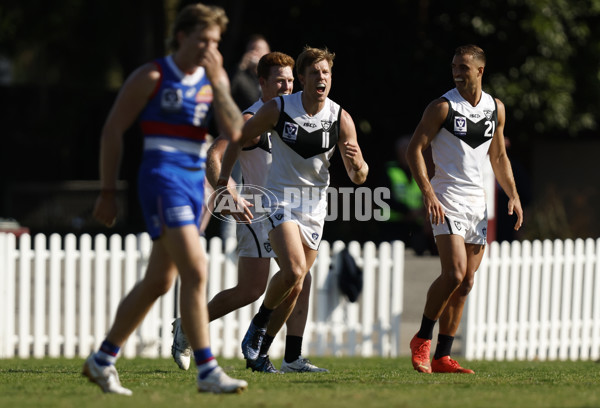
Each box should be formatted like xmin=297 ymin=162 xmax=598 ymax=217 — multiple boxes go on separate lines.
xmin=463 ymin=238 xmax=600 ymax=361
xmin=0 ymin=232 xmax=404 ymax=359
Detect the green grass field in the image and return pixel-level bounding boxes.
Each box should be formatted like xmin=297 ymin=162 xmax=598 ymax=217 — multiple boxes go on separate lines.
xmin=1 ymin=357 xmax=598 ymax=408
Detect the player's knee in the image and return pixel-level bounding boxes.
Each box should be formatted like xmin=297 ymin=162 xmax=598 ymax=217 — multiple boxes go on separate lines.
xmin=282 ymin=265 xmax=305 ymax=288
xmin=243 ymin=285 xmax=266 ymax=303
xmin=179 ymin=267 xmax=208 ymax=288
xmin=457 ymin=276 xmax=474 ymax=296
xmin=143 ymin=275 xmax=174 ymax=297
xmin=442 ymin=267 xmax=466 ymax=289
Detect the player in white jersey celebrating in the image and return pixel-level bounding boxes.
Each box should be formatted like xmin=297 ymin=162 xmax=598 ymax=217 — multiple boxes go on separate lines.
xmin=406 ymin=44 xmax=523 ymax=374
xmin=171 ymin=51 xmax=327 ymax=373
xmin=216 ymin=46 xmax=369 ymax=366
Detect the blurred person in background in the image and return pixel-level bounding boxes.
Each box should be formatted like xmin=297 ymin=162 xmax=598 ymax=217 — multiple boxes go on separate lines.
xmin=380 ymin=134 xmax=435 ymax=255
xmin=230 ymin=34 xmax=271 ymax=110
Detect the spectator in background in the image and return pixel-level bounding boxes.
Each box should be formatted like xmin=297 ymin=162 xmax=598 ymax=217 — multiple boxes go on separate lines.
xmin=217 ymin=34 xmax=271 ymax=242
xmin=230 ymin=34 xmax=271 ymax=111
xmin=380 ymin=135 xmax=435 ymax=255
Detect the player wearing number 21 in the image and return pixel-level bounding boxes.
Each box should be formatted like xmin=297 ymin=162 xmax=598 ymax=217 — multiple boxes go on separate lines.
xmin=406 ymin=44 xmax=523 ymax=374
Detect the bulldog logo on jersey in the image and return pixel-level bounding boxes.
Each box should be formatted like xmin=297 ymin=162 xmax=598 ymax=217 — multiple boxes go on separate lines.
xmin=483 ymin=110 xmax=493 ymax=120
xmin=161 ymin=88 xmax=183 ymax=112
xmin=454 ymin=116 xmax=467 ymax=136
xmin=282 ymin=122 xmax=299 ymax=142
xmin=263 ymin=242 xmax=272 ymax=252
xmin=195 ymin=84 xmax=213 ymax=103
xmin=312 ymin=232 xmax=319 ymax=241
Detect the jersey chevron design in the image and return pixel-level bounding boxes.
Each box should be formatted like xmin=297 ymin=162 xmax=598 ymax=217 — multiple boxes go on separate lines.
xmin=274 ymin=94 xmax=340 ymax=159
xmin=441 ymin=90 xmax=498 ymax=149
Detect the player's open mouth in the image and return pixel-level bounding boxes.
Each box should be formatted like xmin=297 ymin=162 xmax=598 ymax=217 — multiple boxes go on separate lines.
xmin=316 ymin=84 xmax=326 ymax=93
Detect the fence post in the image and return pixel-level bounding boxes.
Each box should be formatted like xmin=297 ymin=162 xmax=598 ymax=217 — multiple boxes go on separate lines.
xmin=390 ymin=240 xmax=404 ymax=358
xmin=20 ymin=234 xmax=34 ymax=358
xmin=516 ymin=240 xmax=531 ymax=360
xmin=48 ymin=234 xmax=63 ymax=357
xmin=527 ymin=240 xmax=542 ymax=361
xmin=592 ymin=238 xmax=600 ymax=360
xmin=79 ymin=234 xmax=93 ymax=357
xmin=559 ymin=239 xmax=574 ymax=360
xmin=93 ymin=234 xmax=108 ymax=351
xmin=484 ymin=241 xmax=500 ymax=360
xmin=580 ymin=239 xmax=595 ymax=360
xmin=0 ymin=233 xmax=18 ymax=358
xmin=64 ymin=234 xmax=78 ymax=358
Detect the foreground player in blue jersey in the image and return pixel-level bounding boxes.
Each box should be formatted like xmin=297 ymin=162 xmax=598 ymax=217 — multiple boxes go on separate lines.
xmin=407 ymin=45 xmax=523 ymax=374
xmin=86 ymin=3 xmax=247 ymax=395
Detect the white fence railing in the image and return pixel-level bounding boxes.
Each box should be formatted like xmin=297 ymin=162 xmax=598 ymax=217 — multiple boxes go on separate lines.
xmin=464 ymin=238 xmax=600 ymax=361
xmin=0 ymin=232 xmax=404 ymax=359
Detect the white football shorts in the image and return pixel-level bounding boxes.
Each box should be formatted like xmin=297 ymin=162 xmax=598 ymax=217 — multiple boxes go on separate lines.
xmin=430 ymin=193 xmax=488 ymax=245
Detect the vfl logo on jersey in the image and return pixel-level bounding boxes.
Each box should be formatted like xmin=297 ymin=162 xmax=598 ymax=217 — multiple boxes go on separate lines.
xmin=454 ymin=116 xmax=467 ymax=136
xmin=311 ymin=232 xmax=319 ymax=241
xmin=161 ymin=88 xmax=183 ymax=112
xmin=483 ymin=110 xmax=493 ymax=120
xmin=275 ymin=213 xmax=284 ymax=220
xmin=282 ymin=122 xmax=299 ymax=142
xmin=195 ymin=84 xmax=213 ymax=103
xmin=454 ymin=221 xmax=462 ymax=231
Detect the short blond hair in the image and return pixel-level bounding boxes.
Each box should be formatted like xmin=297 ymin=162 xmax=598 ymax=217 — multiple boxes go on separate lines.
xmin=296 ymin=46 xmax=335 ymax=77
xmin=168 ymin=3 xmax=228 ymax=51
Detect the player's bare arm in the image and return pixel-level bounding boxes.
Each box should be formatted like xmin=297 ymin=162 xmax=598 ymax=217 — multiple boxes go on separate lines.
xmin=488 ymin=98 xmax=523 ymax=231
xmin=215 ymin=101 xmax=279 ymax=222
xmin=202 ymin=46 xmax=244 ymax=143
xmin=406 ymin=98 xmax=448 ymax=225
xmin=206 ymin=113 xmax=262 ymax=189
xmin=93 ymin=63 xmax=160 ymax=228
xmin=337 ymin=109 xmax=368 ymax=185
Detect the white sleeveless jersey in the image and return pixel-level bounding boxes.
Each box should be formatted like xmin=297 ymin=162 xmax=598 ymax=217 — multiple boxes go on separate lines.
xmin=240 ymin=99 xmax=272 ymax=193
xmin=267 ymin=91 xmax=341 ymax=203
xmin=430 ymin=88 xmax=498 ymax=206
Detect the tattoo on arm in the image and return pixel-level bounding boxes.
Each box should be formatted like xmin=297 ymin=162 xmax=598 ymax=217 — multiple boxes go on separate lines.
xmin=211 ymin=78 xmax=243 ymax=138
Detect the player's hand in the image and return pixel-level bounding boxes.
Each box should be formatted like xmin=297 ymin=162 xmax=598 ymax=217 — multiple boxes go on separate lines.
xmin=213 ymin=186 xmax=254 ymax=223
xmin=508 ymin=196 xmax=523 ymax=231
xmin=93 ymin=193 xmax=118 ymax=228
xmin=423 ymin=191 xmax=445 ymax=225
xmin=201 ymin=46 xmax=225 ymax=83
xmin=343 ymin=141 xmax=362 ymax=169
